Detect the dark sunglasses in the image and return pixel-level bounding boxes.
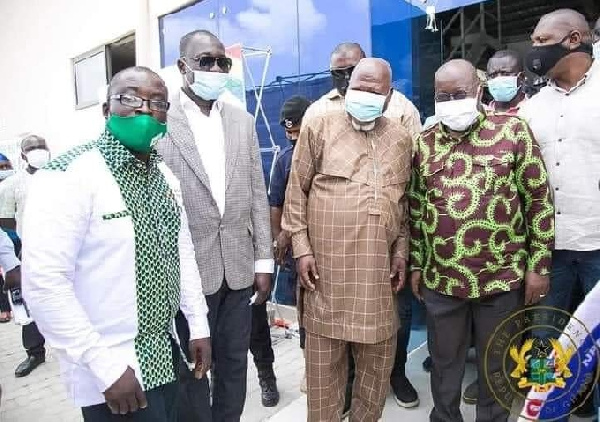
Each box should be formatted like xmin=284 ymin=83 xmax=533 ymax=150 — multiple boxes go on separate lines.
xmin=187 ymin=56 xmax=233 ymax=71
xmin=330 ymin=66 xmax=355 ymax=80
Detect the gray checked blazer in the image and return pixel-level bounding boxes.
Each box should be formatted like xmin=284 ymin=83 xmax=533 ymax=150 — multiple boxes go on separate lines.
xmin=156 ymin=95 xmax=272 ymax=296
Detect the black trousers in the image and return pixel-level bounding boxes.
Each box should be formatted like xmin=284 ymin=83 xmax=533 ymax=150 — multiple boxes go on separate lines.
xmin=423 ymin=288 xmax=523 ymax=422
xmin=0 ymin=275 xmax=10 ymax=313
xmin=208 ymin=283 xmax=253 ymax=422
xmin=249 ymin=301 xmax=275 ymax=369
xmin=82 ymin=382 xmax=178 ymax=422
xmin=23 ymin=322 xmax=45 ymax=358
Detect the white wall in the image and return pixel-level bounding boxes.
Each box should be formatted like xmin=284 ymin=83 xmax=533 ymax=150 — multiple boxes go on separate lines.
xmin=0 ymin=0 xmax=190 ymax=155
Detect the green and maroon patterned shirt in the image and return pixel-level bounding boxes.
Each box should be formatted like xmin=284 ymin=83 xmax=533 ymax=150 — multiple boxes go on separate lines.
xmin=409 ymin=113 xmax=554 ymax=299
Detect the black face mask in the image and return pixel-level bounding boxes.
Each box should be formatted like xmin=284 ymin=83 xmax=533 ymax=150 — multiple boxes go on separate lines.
xmin=332 ymin=76 xmax=349 ymax=96
xmin=526 ymin=34 xmax=593 ymax=76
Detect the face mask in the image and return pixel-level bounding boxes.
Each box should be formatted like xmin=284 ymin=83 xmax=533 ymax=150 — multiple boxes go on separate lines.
xmin=526 ymin=35 xmax=592 ymax=76
xmin=26 ymin=149 xmax=51 ymax=169
xmin=487 ymin=75 xmax=520 ymax=103
xmin=345 ymin=89 xmax=387 ymax=125
xmin=594 ymin=42 xmax=600 ymax=59
xmin=0 ymin=169 xmax=15 ymax=180
xmin=333 ymin=77 xmax=350 ymax=97
xmin=435 ymin=98 xmax=480 ymax=132
xmin=106 ymin=114 xmax=167 ymax=153
xmin=185 ymin=63 xmax=229 ymax=101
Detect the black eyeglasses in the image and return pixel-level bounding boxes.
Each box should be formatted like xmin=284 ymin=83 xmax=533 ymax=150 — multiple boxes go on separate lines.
xmin=109 ymin=94 xmax=170 ymax=112
xmin=330 ymin=66 xmax=355 ymax=80
xmin=434 ymin=91 xmax=469 ymax=102
xmin=187 ymin=56 xmax=233 ymax=72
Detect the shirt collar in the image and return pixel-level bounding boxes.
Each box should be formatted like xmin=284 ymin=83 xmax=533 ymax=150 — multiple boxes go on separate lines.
xmin=179 ymin=89 xmax=223 ymax=114
xmin=549 ymin=59 xmax=598 ymax=94
xmin=325 ymin=89 xmax=343 ymax=101
xmin=98 ymin=131 xmax=161 ymax=171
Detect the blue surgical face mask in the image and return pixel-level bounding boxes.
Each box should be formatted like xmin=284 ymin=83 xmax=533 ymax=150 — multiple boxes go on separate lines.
xmin=0 ymin=169 xmax=15 ymax=180
xmin=184 ymin=62 xmax=230 ymax=101
xmin=593 ymin=42 xmax=600 ymax=60
xmin=345 ymin=89 xmax=387 ymax=124
xmin=487 ymin=75 xmax=520 ymax=103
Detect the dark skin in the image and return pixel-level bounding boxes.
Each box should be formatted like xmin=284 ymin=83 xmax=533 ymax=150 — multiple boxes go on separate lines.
xmin=178 ymin=35 xmax=271 ymax=304
xmin=297 ymin=58 xmax=406 ymax=293
xmin=0 ymin=137 xmax=48 ymax=231
xmin=412 ymin=59 xmax=549 ymax=305
xmin=0 ymin=160 xmax=12 ymax=171
xmin=330 ymin=46 xmax=364 ymax=96
xmin=486 ymin=56 xmax=526 ymax=111
xmin=101 ymin=68 xmax=211 ymax=414
xmin=531 ymin=10 xmax=593 ymax=91
xmin=177 ymin=34 xmax=229 ymax=117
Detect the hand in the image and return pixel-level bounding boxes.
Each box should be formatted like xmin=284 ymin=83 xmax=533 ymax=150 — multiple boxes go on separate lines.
xmin=274 ymin=231 xmax=291 ymax=266
xmin=410 ymin=271 xmax=423 ymax=302
xmin=390 ymin=256 xmax=407 ymax=292
xmin=254 ymin=273 xmax=271 ymax=305
xmin=3 ymin=266 xmax=21 ymax=292
xmin=190 ymin=338 xmax=212 ymax=379
xmin=103 ymin=367 xmax=147 ymax=415
xmin=297 ymin=255 xmax=319 ymax=291
xmin=524 ymin=271 xmax=549 ymax=305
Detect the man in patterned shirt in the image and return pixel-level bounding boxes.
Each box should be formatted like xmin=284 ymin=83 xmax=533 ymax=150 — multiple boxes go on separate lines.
xmin=22 ymin=67 xmax=211 ymax=422
xmin=283 ymin=58 xmax=413 ymax=421
xmin=409 ymin=59 xmax=554 ymax=422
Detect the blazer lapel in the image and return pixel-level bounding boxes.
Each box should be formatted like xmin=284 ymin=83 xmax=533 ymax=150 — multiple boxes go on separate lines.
xmin=221 ymin=104 xmax=241 ymax=191
xmin=168 ymin=97 xmax=212 ymax=190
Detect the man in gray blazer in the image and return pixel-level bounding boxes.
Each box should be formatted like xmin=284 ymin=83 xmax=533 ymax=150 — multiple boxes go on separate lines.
xmin=156 ymin=30 xmax=273 ymax=422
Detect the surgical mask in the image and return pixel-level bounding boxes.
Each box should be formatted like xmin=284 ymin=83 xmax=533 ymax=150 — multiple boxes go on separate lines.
xmin=594 ymin=42 xmax=600 ymax=59
xmin=0 ymin=169 xmax=15 ymax=180
xmin=487 ymin=76 xmax=520 ymax=103
xmin=526 ymin=36 xmax=593 ymax=76
xmin=345 ymin=89 xmax=387 ymax=125
xmin=26 ymin=149 xmax=50 ymax=169
xmin=435 ymin=98 xmax=480 ymax=132
xmin=185 ymin=63 xmax=229 ymax=101
xmin=106 ymin=114 xmax=167 ymax=153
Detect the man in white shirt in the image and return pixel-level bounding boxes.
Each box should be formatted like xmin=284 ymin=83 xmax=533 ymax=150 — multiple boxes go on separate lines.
xmin=22 ymin=66 xmax=211 ymax=422
xmin=156 ymin=30 xmax=274 ymax=422
xmin=0 ymin=135 xmax=49 ymax=378
xmin=519 ymin=9 xmax=600 ymax=312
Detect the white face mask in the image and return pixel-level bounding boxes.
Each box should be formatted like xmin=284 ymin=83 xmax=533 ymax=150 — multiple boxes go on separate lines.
xmin=593 ymin=42 xmax=600 ymax=60
xmin=26 ymin=149 xmax=51 ymax=169
xmin=0 ymin=169 xmax=15 ymax=180
xmin=435 ymin=98 xmax=480 ymax=132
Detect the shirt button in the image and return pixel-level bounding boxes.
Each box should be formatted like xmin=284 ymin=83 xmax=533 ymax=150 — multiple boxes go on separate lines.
xmin=556 ymin=162 xmax=560 ymax=166
xmin=558 ymin=138 xmax=563 ymax=142
xmin=557 ymin=211 xmax=562 ymax=215
xmin=555 ymin=187 xmax=559 ymax=191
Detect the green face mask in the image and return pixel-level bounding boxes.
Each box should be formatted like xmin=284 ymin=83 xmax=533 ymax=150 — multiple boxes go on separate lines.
xmin=106 ymin=114 xmax=167 ymax=153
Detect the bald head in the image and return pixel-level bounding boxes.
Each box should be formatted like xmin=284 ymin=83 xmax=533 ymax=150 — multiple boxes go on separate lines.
xmin=532 ymin=8 xmax=592 ymax=47
xmin=108 ymin=66 xmax=166 ymax=99
xmin=539 ymin=9 xmax=590 ymax=35
xmin=435 ymin=59 xmax=479 ymax=96
xmin=21 ymin=135 xmax=47 ymax=154
xmin=330 ymin=42 xmax=366 ymax=70
xmin=348 ymin=58 xmax=392 ymax=95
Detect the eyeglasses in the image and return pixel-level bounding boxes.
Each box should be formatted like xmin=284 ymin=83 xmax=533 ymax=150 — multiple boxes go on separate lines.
xmin=186 ymin=56 xmax=233 ymax=72
xmin=109 ymin=94 xmax=170 ymax=112
xmin=434 ymin=91 xmax=470 ymax=102
xmin=330 ymin=66 xmax=355 ymax=80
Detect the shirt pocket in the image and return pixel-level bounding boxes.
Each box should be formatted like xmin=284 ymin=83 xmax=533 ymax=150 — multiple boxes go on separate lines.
xmin=471 ymin=154 xmax=514 ymax=194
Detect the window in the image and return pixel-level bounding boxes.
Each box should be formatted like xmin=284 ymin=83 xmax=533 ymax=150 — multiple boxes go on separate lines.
xmin=72 ymin=34 xmax=136 ymax=109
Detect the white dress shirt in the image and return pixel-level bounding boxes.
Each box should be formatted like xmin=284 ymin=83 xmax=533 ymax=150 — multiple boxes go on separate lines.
xmin=519 ymin=60 xmax=600 ymax=251
xmin=21 ymin=146 xmax=210 ymax=407
xmin=0 ymin=170 xmax=32 ymax=237
xmin=180 ymin=91 xmax=274 ymax=274
xmin=0 ymin=229 xmax=19 ymax=272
